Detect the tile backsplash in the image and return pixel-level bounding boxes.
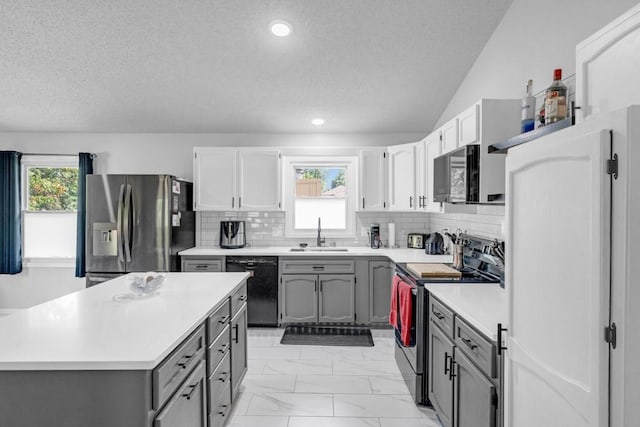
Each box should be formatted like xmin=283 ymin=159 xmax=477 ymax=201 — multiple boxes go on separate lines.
xmin=197 ymin=206 xmax=505 ymax=248
xmin=198 ymin=211 xmax=430 ymax=248
xmin=429 ymin=205 xmax=505 ymax=241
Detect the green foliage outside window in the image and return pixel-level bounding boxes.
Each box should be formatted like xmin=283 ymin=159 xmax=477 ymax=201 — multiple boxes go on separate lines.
xmin=28 ymin=167 xmax=78 ymax=211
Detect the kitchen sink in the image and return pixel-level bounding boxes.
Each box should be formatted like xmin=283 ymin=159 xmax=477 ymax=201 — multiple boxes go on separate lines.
xmin=289 ymin=247 xmax=349 ymax=252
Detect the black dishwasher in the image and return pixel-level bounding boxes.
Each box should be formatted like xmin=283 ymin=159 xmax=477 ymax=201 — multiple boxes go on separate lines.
xmin=225 ymin=256 xmax=278 ymax=327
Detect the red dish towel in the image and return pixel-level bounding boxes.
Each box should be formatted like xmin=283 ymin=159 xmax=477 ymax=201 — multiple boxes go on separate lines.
xmin=389 ymin=275 xmax=402 ymax=329
xmin=398 ymin=281 xmax=413 ymax=346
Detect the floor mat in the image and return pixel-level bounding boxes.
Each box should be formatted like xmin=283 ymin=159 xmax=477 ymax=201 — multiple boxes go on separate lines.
xmin=280 ymin=326 xmax=374 ymax=347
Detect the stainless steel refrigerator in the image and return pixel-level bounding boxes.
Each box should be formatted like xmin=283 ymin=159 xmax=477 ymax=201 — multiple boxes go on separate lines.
xmin=85 ymin=175 xmax=195 ymax=287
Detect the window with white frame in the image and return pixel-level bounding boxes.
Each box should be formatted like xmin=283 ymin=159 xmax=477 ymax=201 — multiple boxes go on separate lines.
xmin=22 ymin=155 xmax=78 ymax=259
xmin=283 ymin=157 xmax=357 ymax=238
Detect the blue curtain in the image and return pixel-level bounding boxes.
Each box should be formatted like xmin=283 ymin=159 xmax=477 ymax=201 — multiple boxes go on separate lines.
xmin=0 ymin=151 xmax=23 ymax=274
xmin=75 ymin=153 xmax=94 ymax=277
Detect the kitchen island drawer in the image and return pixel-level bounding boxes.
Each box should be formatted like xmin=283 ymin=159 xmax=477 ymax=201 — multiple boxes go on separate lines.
xmin=454 ymin=316 xmax=497 ymax=378
xmin=280 ymin=258 xmax=355 ymax=274
xmin=430 ymin=296 xmax=455 ymax=339
xmin=208 ymin=352 xmax=231 ymax=415
xmin=153 ymin=325 xmax=206 ymax=410
xmin=207 ymin=325 xmax=230 ymax=376
xmin=230 ymin=282 xmax=248 ymax=316
xmin=209 ymin=381 xmax=232 ymax=427
xmin=207 ymin=299 xmax=230 ymax=344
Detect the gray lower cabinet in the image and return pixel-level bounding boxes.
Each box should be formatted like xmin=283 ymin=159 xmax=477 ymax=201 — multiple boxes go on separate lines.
xmin=279 ymin=258 xmax=356 ymax=324
xmin=281 ymin=274 xmax=318 ymax=323
xmin=318 ymin=274 xmax=356 ymax=322
xmin=427 ymin=295 xmax=501 ymax=427
xmin=453 ymin=348 xmax=498 ymax=427
xmin=428 ymin=319 xmax=455 ymax=427
xmin=154 ymin=361 xmax=207 ymax=427
xmin=280 ymin=273 xmax=355 ymax=323
xmin=230 ymin=302 xmax=248 ymax=400
xmin=369 ymin=260 xmax=392 ymax=323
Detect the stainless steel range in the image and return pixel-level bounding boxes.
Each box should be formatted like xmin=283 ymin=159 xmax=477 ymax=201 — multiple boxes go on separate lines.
xmin=392 ymin=234 xmax=504 ymax=406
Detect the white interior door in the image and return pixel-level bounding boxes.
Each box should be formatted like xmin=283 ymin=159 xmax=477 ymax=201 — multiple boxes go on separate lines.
xmin=504 ymin=127 xmax=611 ymax=427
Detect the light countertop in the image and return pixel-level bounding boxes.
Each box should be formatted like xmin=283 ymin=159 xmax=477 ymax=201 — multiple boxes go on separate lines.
xmin=0 ymin=272 xmax=249 ymax=371
xmin=179 ymin=246 xmax=453 ymax=264
xmin=424 ymin=282 xmax=507 ymax=341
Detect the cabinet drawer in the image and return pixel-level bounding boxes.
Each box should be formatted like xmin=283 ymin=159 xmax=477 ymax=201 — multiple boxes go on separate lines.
xmin=280 ymin=258 xmax=355 ymax=274
xmin=182 ymin=259 xmax=223 ymax=272
xmin=209 ymin=381 xmax=232 ymax=427
xmin=153 ymin=325 xmax=206 ymax=410
xmin=208 ymin=352 xmax=231 ymax=415
xmin=207 ymin=325 xmax=230 ymax=376
xmin=207 ymin=299 xmax=230 ymax=345
xmin=230 ymin=282 xmax=248 ymax=316
xmin=454 ymin=317 xmax=497 ymax=378
xmin=154 ymin=360 xmax=207 ymax=427
xmin=430 ymin=297 xmax=455 ymax=339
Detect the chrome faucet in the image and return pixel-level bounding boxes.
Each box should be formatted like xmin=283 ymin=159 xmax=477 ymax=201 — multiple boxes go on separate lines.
xmin=316 ymin=217 xmax=325 ymax=247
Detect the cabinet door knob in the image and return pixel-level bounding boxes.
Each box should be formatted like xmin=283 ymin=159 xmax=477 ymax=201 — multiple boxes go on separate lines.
xmin=444 ymin=352 xmax=450 ymax=374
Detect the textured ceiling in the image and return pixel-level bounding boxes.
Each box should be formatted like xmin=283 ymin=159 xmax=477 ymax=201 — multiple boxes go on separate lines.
xmin=0 ymin=0 xmax=513 ymax=133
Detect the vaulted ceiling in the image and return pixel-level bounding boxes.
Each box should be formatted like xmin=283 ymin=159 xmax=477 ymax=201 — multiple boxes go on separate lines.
xmin=0 ymin=0 xmax=513 ymax=133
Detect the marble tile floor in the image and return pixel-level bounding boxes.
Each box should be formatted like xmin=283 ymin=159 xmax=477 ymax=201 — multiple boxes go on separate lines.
xmin=227 ymin=328 xmax=442 ymax=427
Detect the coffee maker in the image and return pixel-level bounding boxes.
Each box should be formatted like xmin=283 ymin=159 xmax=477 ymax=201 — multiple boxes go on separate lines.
xmin=219 ymin=221 xmax=246 ymax=249
xmin=370 ymin=224 xmax=381 ymax=248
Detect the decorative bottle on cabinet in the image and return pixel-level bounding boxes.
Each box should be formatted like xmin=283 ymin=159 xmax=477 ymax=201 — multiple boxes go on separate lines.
xmin=544 ymin=69 xmax=568 ymax=124
xmin=521 ymin=79 xmax=536 ymax=133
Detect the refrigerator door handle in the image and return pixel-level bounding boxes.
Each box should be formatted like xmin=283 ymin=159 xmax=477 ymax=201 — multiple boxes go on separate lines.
xmin=123 ymin=184 xmax=133 ymax=263
xmin=116 ymin=184 xmax=125 ymax=263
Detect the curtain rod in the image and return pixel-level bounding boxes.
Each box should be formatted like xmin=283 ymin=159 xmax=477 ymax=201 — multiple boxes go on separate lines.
xmin=21 ymin=153 xmax=97 ymax=159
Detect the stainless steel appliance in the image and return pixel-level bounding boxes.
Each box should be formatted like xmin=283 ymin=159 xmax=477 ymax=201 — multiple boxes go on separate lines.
xmin=433 ymin=145 xmax=481 ymax=204
xmin=225 ymin=256 xmax=278 ymax=327
xmin=392 ymin=234 xmax=504 ymax=405
xmin=85 ymin=175 xmax=195 ymax=287
xmin=424 ymin=232 xmax=445 ymax=255
xmin=370 ymin=224 xmax=381 ymax=248
xmin=220 ymin=220 xmax=246 ymax=249
xmin=407 ymin=233 xmax=427 ymax=249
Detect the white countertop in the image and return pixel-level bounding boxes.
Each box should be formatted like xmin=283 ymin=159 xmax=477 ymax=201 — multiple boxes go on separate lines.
xmin=180 ymin=246 xmax=453 ymax=264
xmin=424 ymin=282 xmax=507 ymax=341
xmin=0 ymin=272 xmax=249 ymax=371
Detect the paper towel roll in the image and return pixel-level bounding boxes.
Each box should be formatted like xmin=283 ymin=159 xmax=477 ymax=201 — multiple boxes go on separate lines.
xmin=388 ymin=222 xmax=396 ymax=248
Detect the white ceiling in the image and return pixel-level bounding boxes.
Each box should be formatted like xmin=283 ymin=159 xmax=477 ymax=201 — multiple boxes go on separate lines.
xmin=0 ymin=0 xmax=513 ymax=134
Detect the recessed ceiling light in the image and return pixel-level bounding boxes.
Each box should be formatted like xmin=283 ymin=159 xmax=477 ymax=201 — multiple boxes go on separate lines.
xmin=270 ymin=20 xmax=292 ymax=37
xmin=311 ymin=118 xmax=326 ymax=126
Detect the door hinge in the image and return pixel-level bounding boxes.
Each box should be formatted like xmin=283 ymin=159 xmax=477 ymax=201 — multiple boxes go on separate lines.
xmin=607 ymin=154 xmax=618 ymax=179
xmin=604 ymin=323 xmax=617 ymax=349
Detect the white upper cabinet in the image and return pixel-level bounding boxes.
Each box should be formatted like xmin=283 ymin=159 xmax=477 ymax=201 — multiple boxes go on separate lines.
xmin=458 ymin=103 xmax=480 ymax=146
xmin=193 ymin=148 xmax=237 ymax=211
xmin=238 ymin=150 xmax=281 ymax=211
xmin=575 ymin=3 xmax=640 ymax=123
xmin=423 ymin=132 xmax=443 ymax=212
xmin=440 ymin=118 xmax=459 ymax=154
xmin=358 ymin=148 xmax=387 ymax=211
xmin=414 ymin=139 xmax=426 ymax=210
xmin=193 ymin=148 xmax=281 ymax=211
xmin=387 ymin=142 xmax=417 ymax=211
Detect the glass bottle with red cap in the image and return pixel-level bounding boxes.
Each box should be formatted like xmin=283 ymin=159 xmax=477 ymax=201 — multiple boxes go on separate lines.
xmin=544 ymin=68 xmax=568 ymax=124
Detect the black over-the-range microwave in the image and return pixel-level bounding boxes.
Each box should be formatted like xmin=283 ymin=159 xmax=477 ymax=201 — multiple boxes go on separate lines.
xmin=433 ymin=144 xmax=480 ymax=204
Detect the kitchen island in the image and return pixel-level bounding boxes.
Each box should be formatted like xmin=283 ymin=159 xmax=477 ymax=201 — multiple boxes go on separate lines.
xmin=0 ymin=272 xmax=249 ymax=427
